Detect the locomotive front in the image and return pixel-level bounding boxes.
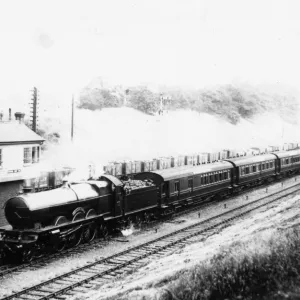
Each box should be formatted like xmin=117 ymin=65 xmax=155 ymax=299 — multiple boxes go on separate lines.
xmin=4 ymin=181 xmax=109 ymax=230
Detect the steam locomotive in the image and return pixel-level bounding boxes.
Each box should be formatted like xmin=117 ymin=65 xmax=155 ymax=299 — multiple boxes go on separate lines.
xmin=1 ymin=149 xmax=300 ymax=263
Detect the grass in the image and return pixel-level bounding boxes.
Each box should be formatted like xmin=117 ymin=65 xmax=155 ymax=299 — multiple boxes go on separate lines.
xmin=163 ymin=227 xmax=300 ymax=300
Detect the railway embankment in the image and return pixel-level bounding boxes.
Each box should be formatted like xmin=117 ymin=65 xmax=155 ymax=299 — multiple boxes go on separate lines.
xmin=80 ymin=185 xmax=300 ymax=300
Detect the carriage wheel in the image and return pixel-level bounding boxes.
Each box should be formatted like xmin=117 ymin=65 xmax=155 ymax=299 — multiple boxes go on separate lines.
xmin=98 ymin=224 xmax=108 ymax=239
xmin=53 ymin=216 xmax=68 ymax=252
xmin=135 ymin=215 xmax=142 ymax=226
xmin=68 ymin=212 xmax=85 ymax=248
xmin=126 ymin=216 xmax=133 ymax=228
xmin=143 ymin=212 xmax=151 ymax=224
xmin=82 ymin=209 xmax=97 ymax=243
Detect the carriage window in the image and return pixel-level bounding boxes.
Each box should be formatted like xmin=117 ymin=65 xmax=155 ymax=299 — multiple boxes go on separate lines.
xmin=215 ymin=173 xmax=218 ymax=182
xmin=228 ymin=171 xmax=231 ymax=178
xmin=174 ymin=181 xmax=179 ymax=192
xmin=262 ymin=163 xmax=265 ymax=170
xmin=245 ymin=167 xmax=250 ymax=174
xmin=201 ymin=175 xmax=204 ymax=185
xmin=162 ymin=183 xmax=166 ymax=194
xmin=285 ymin=158 xmax=289 ymax=164
xmin=209 ymin=174 xmax=214 ymax=183
xmin=270 ymin=162 xmax=273 ymax=168
xmin=224 ymin=172 xmax=228 ymax=179
xmin=253 ymin=165 xmax=257 ymax=172
xmin=188 ymin=178 xmax=193 ymax=188
xmin=266 ymin=163 xmax=269 ymax=169
xmin=258 ymin=164 xmax=261 ymax=171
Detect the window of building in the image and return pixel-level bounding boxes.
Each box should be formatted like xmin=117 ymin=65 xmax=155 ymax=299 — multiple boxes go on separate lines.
xmin=37 ymin=146 xmax=40 ymax=162
xmin=174 ymin=181 xmax=179 ymax=192
xmin=24 ymin=147 xmax=32 ymax=164
xmin=32 ymin=147 xmax=37 ymax=163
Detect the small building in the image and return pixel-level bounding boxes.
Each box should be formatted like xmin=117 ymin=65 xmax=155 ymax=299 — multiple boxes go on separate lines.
xmin=0 ymin=118 xmax=44 ymax=227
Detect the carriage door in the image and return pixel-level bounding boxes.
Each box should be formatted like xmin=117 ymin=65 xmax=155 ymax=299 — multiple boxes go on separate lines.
xmin=275 ymin=158 xmax=280 ymax=175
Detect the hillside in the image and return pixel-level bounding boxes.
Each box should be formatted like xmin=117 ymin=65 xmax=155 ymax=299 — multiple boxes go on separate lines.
xmin=78 ymin=79 xmax=300 ymax=125
xmin=31 ymin=80 xmax=300 ymax=177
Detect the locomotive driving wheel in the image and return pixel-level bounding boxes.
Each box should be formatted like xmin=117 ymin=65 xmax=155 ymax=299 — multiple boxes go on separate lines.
xmin=82 ymin=209 xmax=97 ymax=243
xmin=53 ymin=215 xmax=68 ymax=252
xmin=68 ymin=212 xmax=85 ymax=248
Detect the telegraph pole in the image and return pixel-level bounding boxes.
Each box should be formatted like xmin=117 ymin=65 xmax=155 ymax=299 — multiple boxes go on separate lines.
xmin=71 ymin=94 xmax=74 ymax=141
xmin=29 ymin=87 xmax=38 ymax=132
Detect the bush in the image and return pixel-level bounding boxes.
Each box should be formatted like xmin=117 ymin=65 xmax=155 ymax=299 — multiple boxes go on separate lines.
xmin=167 ymin=228 xmax=300 ymax=300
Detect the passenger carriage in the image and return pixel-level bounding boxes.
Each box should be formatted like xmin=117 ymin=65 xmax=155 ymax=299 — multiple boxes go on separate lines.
xmin=225 ymin=154 xmax=277 ymax=189
xmin=271 ymin=149 xmax=300 ymax=177
xmin=135 ymin=161 xmax=234 ymax=211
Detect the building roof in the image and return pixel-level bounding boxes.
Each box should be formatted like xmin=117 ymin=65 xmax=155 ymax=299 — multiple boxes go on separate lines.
xmin=0 ymin=122 xmax=44 ymax=144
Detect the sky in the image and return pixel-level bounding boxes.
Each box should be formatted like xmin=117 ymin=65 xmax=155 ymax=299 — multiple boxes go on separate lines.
xmin=0 ymin=0 xmax=300 ymax=113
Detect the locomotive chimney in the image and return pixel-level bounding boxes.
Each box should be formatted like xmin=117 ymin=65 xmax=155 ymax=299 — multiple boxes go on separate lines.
xmin=15 ymin=112 xmax=25 ymax=123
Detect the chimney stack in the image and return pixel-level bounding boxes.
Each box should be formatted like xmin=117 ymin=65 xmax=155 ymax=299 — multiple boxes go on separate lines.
xmin=9 ymin=108 xmax=11 ymax=121
xmin=15 ymin=112 xmax=25 ymax=123
xmin=0 ymin=112 xmax=3 ymax=121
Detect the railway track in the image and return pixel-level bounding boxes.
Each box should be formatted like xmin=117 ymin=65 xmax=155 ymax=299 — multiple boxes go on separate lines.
xmin=1 ymin=182 xmax=300 ymax=300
